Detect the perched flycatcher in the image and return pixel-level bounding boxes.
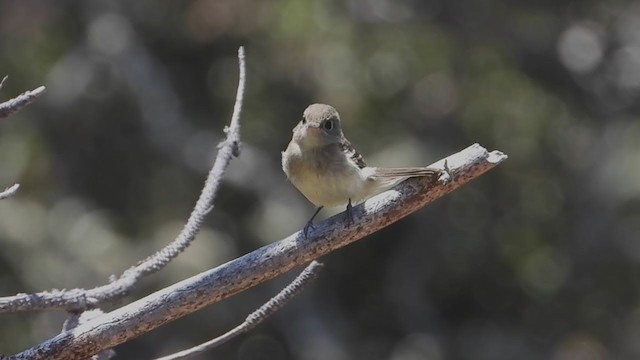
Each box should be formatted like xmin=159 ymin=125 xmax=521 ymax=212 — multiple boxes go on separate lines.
xmin=282 ymin=103 xmax=441 ymax=235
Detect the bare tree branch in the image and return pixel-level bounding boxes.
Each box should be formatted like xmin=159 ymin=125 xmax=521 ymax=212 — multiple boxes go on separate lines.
xmin=155 ymin=261 xmax=324 ymax=360
xmin=0 ymin=46 xmax=246 ymax=313
xmin=0 ymin=184 xmax=20 ymax=200
xmin=0 ymin=83 xmax=46 ymax=119
xmin=9 ymin=143 xmax=507 ymax=360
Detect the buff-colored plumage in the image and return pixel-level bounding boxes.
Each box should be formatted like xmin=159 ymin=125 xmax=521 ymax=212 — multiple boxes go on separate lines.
xmin=282 ymin=104 xmax=440 ymax=211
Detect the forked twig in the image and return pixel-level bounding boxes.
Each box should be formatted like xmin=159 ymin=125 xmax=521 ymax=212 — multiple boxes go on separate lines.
xmin=0 ymin=184 xmax=20 ymax=200
xmin=155 ymin=261 xmax=323 ymax=360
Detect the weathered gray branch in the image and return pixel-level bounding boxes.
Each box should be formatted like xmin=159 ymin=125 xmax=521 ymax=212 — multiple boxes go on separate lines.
xmin=10 ymin=143 xmax=507 ymax=360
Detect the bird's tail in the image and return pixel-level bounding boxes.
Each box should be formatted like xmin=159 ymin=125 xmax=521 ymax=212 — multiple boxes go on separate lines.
xmin=361 ymin=167 xmax=442 ymax=200
xmin=371 ymin=167 xmax=441 ymax=178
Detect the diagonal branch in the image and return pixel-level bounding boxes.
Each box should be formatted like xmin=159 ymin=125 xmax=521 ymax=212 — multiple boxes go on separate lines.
xmin=0 ymin=46 xmax=246 ymax=313
xmin=10 ymin=143 xmax=507 ymax=360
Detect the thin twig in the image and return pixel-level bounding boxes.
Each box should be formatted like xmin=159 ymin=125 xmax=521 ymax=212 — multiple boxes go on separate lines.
xmin=0 ymin=184 xmax=19 ymax=200
xmin=0 ymin=47 xmax=247 ymax=313
xmin=0 ymin=85 xmax=46 ymax=119
xmin=0 ymin=76 xmax=7 ymax=90
xmin=155 ymin=261 xmax=323 ymax=360
xmin=10 ymin=144 xmax=507 ymax=360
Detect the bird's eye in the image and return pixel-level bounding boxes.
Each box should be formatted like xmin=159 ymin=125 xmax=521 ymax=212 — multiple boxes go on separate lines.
xmin=301 ymin=117 xmax=306 ymax=124
xmin=323 ymin=120 xmax=333 ymax=130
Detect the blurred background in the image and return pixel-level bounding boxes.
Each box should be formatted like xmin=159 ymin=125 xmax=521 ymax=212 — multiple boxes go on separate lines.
xmin=0 ymin=0 xmax=639 ymax=359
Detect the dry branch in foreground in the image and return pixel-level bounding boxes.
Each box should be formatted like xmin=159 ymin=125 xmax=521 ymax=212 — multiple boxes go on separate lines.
xmin=11 ymin=143 xmax=507 ymax=360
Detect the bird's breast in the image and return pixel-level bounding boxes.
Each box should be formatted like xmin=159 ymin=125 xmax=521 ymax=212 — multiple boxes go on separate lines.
xmin=282 ymin=144 xmax=366 ymax=207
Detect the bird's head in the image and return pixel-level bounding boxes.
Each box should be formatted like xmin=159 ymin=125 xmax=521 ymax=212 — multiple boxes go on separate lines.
xmin=291 ymin=103 xmax=344 ymax=149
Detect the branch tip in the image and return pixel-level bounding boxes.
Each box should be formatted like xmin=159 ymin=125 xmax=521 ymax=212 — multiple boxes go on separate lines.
xmin=0 ymin=183 xmax=20 ymax=200
xmin=488 ymin=150 xmax=508 ymax=163
xmin=238 ymin=46 xmax=245 ymax=62
xmin=0 ymin=84 xmax=47 ymax=118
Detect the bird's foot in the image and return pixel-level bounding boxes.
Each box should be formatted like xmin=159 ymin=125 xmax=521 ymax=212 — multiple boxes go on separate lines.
xmin=439 ymin=159 xmax=453 ymax=183
xmin=303 ymin=220 xmax=315 ymax=237
xmin=345 ymin=198 xmax=354 ymax=225
xmin=303 ymin=206 xmax=324 ymax=238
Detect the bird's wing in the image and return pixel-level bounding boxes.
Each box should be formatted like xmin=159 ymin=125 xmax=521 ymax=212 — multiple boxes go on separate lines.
xmin=340 ymin=139 xmax=367 ymax=169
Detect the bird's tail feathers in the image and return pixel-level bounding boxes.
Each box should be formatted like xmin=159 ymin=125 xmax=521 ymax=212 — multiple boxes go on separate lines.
xmin=372 ymin=167 xmax=441 ymax=178
xmin=363 ymin=167 xmax=441 ymax=195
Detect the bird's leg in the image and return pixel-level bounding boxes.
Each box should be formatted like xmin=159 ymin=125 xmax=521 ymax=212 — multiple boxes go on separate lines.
xmin=304 ymin=206 xmax=324 ymax=237
xmin=345 ymin=198 xmax=354 ymax=225
xmin=441 ymin=159 xmax=453 ymax=183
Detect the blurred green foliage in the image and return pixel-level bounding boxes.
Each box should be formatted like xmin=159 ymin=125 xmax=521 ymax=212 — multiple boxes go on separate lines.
xmin=1 ymin=0 xmax=640 ymax=359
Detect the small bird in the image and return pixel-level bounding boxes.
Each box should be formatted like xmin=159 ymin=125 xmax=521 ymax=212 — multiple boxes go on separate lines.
xmin=282 ymin=103 xmax=441 ymax=236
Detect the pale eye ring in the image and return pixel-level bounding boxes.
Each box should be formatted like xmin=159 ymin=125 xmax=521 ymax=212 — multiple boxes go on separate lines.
xmin=323 ymin=120 xmax=333 ymax=130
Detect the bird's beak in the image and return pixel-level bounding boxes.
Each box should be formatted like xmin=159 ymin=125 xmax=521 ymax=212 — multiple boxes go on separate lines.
xmin=305 ymin=124 xmax=321 ymax=133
